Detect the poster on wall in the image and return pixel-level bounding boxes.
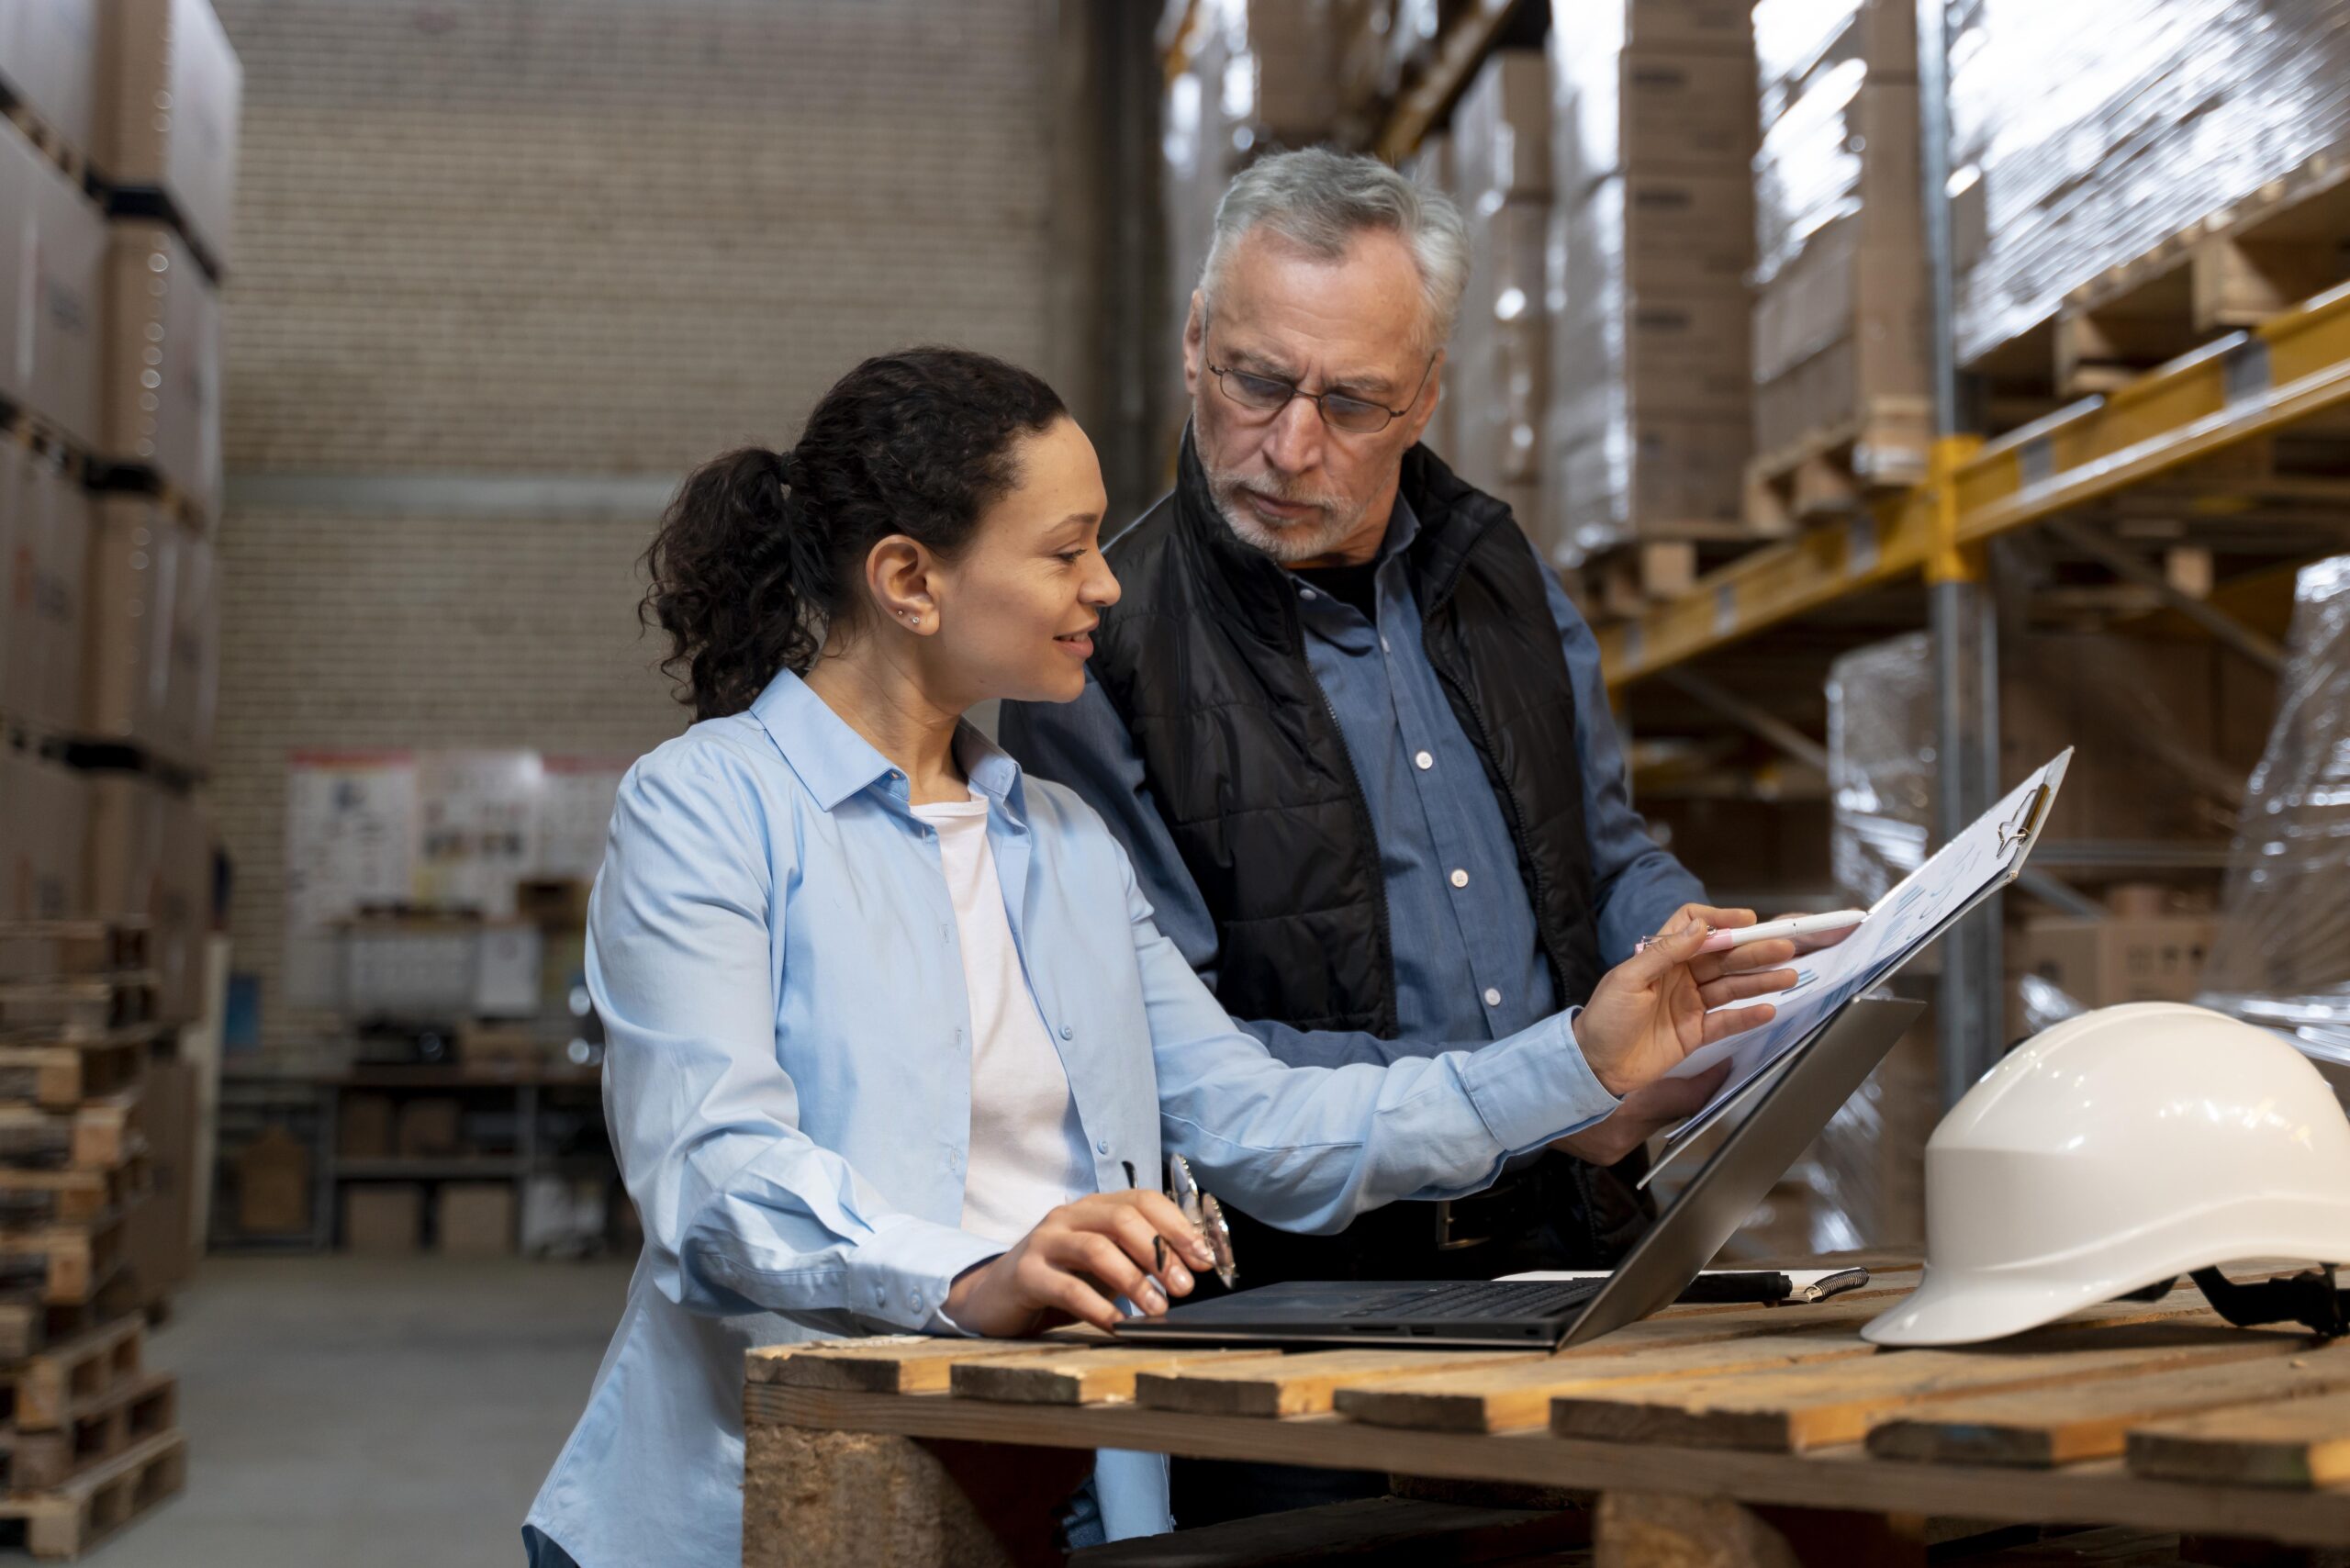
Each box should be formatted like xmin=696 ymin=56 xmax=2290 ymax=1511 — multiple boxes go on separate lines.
xmin=282 ymin=751 xmax=420 ymax=1008
xmin=282 ymin=748 xmax=639 ymax=1011
xmin=538 ymin=756 xmax=633 ymax=880
xmin=413 ymin=751 xmax=543 ymax=919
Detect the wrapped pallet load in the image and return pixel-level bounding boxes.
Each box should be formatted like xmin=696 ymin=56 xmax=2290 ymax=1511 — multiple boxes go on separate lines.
xmin=1544 ymin=0 xmax=1758 ymax=568
xmin=1442 ymin=50 xmax=1551 ymax=540
xmin=1746 ymin=0 xmax=1928 ymax=522
xmin=2198 ymin=557 xmax=2350 ymax=1103
xmin=1949 ymin=0 xmax=2350 ymax=385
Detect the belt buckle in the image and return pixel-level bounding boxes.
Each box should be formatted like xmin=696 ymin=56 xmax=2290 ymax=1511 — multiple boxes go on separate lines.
xmin=1436 ymin=1193 xmax=1498 ymax=1252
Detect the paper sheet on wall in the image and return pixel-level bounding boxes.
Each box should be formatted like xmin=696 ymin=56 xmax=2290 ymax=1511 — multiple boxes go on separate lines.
xmin=1640 ymin=749 xmax=2074 ymax=1184
xmin=282 ymin=752 xmax=420 ymax=1007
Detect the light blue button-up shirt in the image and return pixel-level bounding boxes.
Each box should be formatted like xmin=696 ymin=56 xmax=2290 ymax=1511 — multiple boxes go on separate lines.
xmin=524 ymin=667 xmax=1622 ymax=1564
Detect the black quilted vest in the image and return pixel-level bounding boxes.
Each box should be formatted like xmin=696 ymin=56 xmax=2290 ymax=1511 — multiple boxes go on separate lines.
xmin=1063 ymin=434 xmax=1651 ymax=1272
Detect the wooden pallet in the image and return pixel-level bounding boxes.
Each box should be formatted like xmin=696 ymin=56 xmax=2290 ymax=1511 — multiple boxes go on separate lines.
xmin=0 ymin=1215 xmax=129 ymax=1308
xmin=4 ymin=1316 xmax=144 ymax=1432
xmin=2043 ymin=140 xmax=2350 ymax=399
xmin=0 ymin=1429 xmax=184 ymax=1560
xmin=0 ymin=926 xmax=151 ymax=988
xmin=0 ymin=1090 xmax=144 ymax=1172
xmin=0 ymin=1035 xmax=148 ymax=1113
xmin=0 ymin=978 xmax=157 ymax=1041
xmin=1743 ymin=398 xmax=1936 ymax=531
xmin=741 ymin=1274 xmax=2350 ymax=1561
xmin=0 ymin=1158 xmax=151 ymax=1228
xmin=0 ymin=1371 xmax=174 ymax=1493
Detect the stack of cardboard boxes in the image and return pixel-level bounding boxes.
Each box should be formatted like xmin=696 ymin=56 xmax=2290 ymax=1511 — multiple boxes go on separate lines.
xmin=0 ymin=0 xmax=241 ymax=1315
xmin=1746 ymin=0 xmax=1929 ymax=517
xmin=1543 ymin=0 xmax=1760 ymax=570
xmin=1438 ymin=50 xmax=1550 ymax=541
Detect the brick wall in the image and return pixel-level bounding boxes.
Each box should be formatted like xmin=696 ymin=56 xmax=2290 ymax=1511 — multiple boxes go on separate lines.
xmin=214 ymin=0 xmax=1080 ymax=1054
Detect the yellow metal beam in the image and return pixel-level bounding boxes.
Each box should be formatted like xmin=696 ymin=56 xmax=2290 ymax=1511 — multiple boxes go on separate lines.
xmin=1600 ymin=277 xmax=2350 ymax=689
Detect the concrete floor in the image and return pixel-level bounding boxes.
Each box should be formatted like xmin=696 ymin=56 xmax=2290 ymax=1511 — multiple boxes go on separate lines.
xmin=89 ymin=1254 xmax=633 ymax=1568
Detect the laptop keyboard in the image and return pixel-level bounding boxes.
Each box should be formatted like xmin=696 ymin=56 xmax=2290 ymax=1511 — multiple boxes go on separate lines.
xmin=1337 ymin=1279 xmax=1604 ymax=1321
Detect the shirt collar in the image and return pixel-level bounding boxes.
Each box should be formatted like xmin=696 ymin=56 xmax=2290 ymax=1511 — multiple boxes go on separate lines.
xmin=748 ymin=666 xmax=1027 ymax=823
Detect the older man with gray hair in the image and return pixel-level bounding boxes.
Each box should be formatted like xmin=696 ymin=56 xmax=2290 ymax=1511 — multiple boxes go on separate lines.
xmin=1001 ymin=148 xmax=1796 ymax=1526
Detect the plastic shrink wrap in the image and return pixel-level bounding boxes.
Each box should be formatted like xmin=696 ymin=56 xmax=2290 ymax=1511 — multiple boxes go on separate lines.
xmin=2198 ymin=557 xmax=2350 ymax=1088
xmin=1948 ymin=0 xmax=2350 ymax=367
xmin=1543 ymin=0 xmax=1754 ymax=566
xmin=1748 ymin=0 xmax=1928 ymax=475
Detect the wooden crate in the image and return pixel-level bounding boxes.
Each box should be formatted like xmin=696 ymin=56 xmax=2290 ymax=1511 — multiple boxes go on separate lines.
xmin=0 ymin=1034 xmax=149 ymax=1112
xmin=0 ymin=978 xmax=157 ymax=1042
xmin=0 ymin=1090 xmax=144 ymax=1172
xmin=740 ymin=1266 xmax=2350 ymax=1564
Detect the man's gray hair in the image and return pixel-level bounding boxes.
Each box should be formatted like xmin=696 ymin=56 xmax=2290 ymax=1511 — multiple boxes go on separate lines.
xmin=1199 ymin=147 xmax=1472 ymax=352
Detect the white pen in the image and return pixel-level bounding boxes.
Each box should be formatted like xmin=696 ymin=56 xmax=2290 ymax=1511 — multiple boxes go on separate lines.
xmin=1695 ymin=909 xmax=1866 ymax=954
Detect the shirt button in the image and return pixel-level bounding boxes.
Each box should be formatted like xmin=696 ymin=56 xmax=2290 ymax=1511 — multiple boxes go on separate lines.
xmin=1449 ymin=868 xmax=1470 ymax=889
xmin=1414 ymin=750 xmax=1434 ymax=770
xmin=1060 ymin=1025 xmax=1074 ymax=1040
xmin=1095 ymin=1139 xmax=1110 ymax=1155
xmin=1381 ymin=636 xmax=1391 ymax=653
xmin=1483 ymin=988 xmax=1502 ymax=1007
xmin=1299 ymin=586 xmax=1317 ymax=600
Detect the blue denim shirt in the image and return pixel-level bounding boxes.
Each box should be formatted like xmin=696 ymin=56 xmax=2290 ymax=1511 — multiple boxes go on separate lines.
xmin=1001 ymin=495 xmax=1705 ymax=1067
xmin=524 ymin=668 xmax=1623 ymax=1564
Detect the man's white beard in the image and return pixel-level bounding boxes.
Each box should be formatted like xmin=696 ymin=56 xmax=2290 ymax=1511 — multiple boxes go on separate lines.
xmin=1201 ymin=454 xmax=1371 ymax=564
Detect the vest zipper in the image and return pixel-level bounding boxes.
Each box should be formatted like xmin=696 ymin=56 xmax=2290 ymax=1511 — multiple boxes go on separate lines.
xmin=1286 ymin=594 xmax=1400 ymax=1036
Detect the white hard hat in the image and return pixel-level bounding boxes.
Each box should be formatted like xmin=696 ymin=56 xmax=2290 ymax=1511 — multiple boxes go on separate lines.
xmin=1863 ymin=1002 xmax=2350 ymax=1347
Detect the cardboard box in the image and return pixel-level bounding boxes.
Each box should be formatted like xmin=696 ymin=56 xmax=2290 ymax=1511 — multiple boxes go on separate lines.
xmin=1755 ymin=0 xmax=1916 ymax=99
xmin=1620 ymin=0 xmax=1758 ymax=55
xmin=437 ymin=1182 xmax=516 ymax=1259
xmin=81 ymin=498 xmax=218 ymax=767
xmin=1 ymin=445 xmax=91 ymax=734
xmin=0 ymin=124 xmax=106 ymax=447
xmin=237 ymin=1125 xmax=309 ymax=1236
xmin=2013 ymin=916 xmax=2218 ymax=1010
xmin=84 ymin=772 xmax=208 ymax=1024
xmin=0 ymin=0 xmax=101 ymax=158
xmin=95 ymin=0 xmax=241 ymax=272
xmin=339 ymin=1092 xmax=395 ymax=1161
xmin=122 ymin=1056 xmax=196 ymax=1298
xmin=342 ymin=1183 xmax=421 ymax=1255
xmin=0 ymin=748 xmax=86 ymax=919
xmin=1550 ymin=412 xmax=1750 ymax=547
xmin=101 ymin=222 xmax=223 ymax=524
xmin=397 ymin=1097 xmax=464 ymax=1158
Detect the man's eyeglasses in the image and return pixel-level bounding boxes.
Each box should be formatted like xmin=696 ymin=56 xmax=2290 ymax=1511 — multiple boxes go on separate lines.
xmin=1206 ymin=353 xmax=1436 ymax=435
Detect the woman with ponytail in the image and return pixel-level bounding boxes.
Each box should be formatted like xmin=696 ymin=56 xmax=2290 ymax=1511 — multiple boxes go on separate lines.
xmin=521 ymin=347 xmax=1774 ymax=1566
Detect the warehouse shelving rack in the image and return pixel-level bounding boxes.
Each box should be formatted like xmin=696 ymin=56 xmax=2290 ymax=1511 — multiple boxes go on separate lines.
xmin=1238 ymin=0 xmax=2350 ymax=1101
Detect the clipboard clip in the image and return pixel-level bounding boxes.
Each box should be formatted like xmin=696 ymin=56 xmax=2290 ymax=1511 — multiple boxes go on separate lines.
xmin=1997 ymin=784 xmax=2051 ymax=858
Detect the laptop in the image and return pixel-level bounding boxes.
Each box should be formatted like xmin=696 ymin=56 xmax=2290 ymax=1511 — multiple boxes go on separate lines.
xmin=1113 ymin=753 xmax=2068 ymax=1351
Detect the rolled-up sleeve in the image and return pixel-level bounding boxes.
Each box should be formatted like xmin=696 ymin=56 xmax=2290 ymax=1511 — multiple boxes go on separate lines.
xmin=1122 ymin=846 xmax=1619 ymax=1234
xmin=591 ymin=746 xmax=1002 ymax=1332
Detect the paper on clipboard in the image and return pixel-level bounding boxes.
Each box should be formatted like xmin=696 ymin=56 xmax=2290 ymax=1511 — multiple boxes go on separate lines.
xmin=1639 ymin=749 xmax=2073 ymax=1185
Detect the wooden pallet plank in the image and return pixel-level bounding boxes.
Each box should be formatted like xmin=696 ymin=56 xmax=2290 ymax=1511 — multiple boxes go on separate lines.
xmin=1338 ymin=1330 xmax=1881 ymax=1436
xmin=1136 ymin=1347 xmax=1544 ymax=1418
xmin=747 ymin=1331 xmax=1108 ymax=1394
xmin=950 ymin=1346 xmax=1283 ymax=1406
xmin=1549 ymin=1324 xmax=2311 ymax=1454
xmin=1068 ymin=1495 xmax=1593 ymax=1565
xmin=0 ymin=925 xmax=149 ymax=986
xmin=1869 ymin=1341 xmax=2350 ymax=1469
xmin=2125 ymin=1388 xmax=2350 ymax=1490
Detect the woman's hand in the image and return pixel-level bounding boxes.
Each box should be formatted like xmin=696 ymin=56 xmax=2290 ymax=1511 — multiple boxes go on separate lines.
xmin=1551 ymin=1061 xmax=1730 ymax=1167
xmin=941 ymin=1191 xmax=1219 ymax=1338
xmin=1573 ymin=914 xmax=1791 ymax=1097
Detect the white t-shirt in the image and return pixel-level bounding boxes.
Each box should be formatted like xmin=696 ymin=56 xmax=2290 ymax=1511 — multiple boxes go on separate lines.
xmin=911 ymin=794 xmax=1094 ymax=1247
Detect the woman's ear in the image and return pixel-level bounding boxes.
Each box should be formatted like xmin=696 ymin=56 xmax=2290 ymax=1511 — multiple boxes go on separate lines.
xmin=865 ymin=535 xmax=936 ymax=633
